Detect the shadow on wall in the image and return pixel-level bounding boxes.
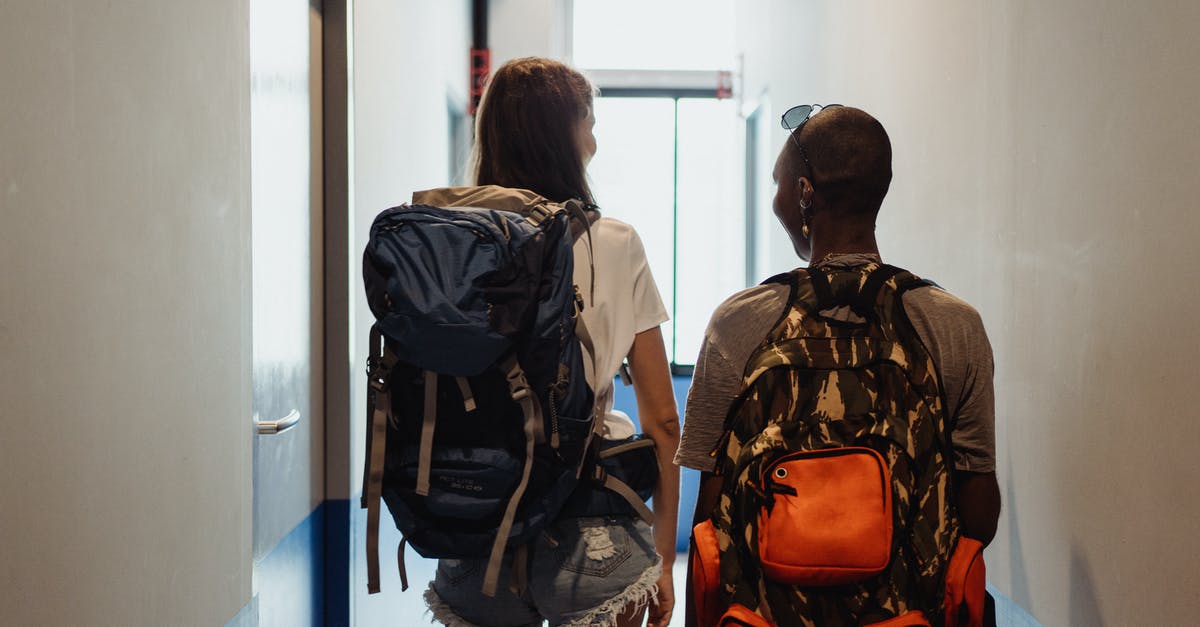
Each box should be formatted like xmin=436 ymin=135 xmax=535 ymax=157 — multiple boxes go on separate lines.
xmin=990 ymin=445 xmax=1044 ymax=627
xmin=1069 ymin=546 xmax=1105 ymax=627
xmin=1004 ymin=445 xmax=1033 ymax=611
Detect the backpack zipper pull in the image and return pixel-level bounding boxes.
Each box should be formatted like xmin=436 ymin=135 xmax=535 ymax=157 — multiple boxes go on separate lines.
xmin=549 ymin=365 xmax=569 ymax=450
xmin=573 ymin=285 xmax=585 ymax=314
xmin=548 ymin=389 xmax=561 ymax=449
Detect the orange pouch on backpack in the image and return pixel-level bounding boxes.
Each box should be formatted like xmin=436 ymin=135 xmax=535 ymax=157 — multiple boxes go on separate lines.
xmin=691 ymin=519 xmax=723 ymax=627
xmin=943 ymin=536 xmax=986 ymax=627
xmin=757 ymin=447 xmax=893 ymax=586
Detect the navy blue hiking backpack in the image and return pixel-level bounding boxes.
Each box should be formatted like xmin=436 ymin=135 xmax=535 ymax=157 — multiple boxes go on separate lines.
xmin=360 ymin=186 xmax=651 ymax=597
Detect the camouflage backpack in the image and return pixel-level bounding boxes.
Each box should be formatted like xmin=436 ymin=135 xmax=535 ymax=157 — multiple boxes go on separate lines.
xmin=707 ymin=263 xmax=960 ymax=626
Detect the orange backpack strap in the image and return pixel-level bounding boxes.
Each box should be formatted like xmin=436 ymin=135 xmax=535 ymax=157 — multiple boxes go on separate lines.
xmin=691 ymin=520 xmax=723 ymax=627
xmin=944 ymin=536 xmax=987 ymax=627
xmin=864 ymin=610 xmax=932 ymax=626
xmin=720 ymin=604 xmax=774 ymax=626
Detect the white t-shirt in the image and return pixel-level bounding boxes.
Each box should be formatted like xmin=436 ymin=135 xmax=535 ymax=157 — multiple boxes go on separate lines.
xmin=572 ymin=217 xmax=670 ymax=439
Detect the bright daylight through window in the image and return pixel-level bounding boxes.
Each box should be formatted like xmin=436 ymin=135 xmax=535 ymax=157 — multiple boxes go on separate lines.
xmin=574 ymin=0 xmax=745 ymax=370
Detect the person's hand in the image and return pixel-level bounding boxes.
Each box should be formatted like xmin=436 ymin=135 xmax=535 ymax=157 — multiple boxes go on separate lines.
xmin=647 ymin=568 xmax=675 ymax=627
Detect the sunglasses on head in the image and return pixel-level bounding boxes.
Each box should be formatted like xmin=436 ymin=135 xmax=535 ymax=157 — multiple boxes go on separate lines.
xmin=781 ymin=104 xmax=841 ymax=176
xmin=781 ymin=103 xmax=841 ymax=132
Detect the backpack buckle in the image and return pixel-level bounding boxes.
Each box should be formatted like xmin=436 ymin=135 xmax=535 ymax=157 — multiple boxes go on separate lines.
xmin=510 ymin=386 xmax=530 ymax=401
xmin=366 ymin=358 xmax=387 ymax=391
xmin=527 ymin=204 xmax=554 ymax=225
xmin=573 ymin=286 xmax=584 ymax=312
xmin=503 ymin=361 xmax=532 ymax=401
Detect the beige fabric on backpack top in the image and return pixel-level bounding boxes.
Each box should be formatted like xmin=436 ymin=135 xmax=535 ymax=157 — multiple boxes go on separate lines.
xmin=413 ymin=185 xmax=549 ymax=213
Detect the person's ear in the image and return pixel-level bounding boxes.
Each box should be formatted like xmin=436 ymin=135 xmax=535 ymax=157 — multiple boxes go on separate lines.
xmin=797 ymin=177 xmax=813 ymax=209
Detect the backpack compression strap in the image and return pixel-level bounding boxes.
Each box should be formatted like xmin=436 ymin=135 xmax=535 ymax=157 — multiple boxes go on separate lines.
xmin=575 ymin=315 xmax=655 ymax=525
xmin=415 ymin=370 xmax=438 ymax=496
xmin=456 ymin=376 xmax=477 ymax=411
xmin=480 ymin=356 xmax=544 ymax=597
xmin=415 ymin=376 xmax=480 ymax=496
xmin=597 ymin=439 xmax=656 ymax=524
xmin=364 ymin=324 xmax=396 ymax=594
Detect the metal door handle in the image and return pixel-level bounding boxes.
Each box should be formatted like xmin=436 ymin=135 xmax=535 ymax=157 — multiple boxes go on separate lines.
xmin=256 ymin=409 xmax=301 ymax=435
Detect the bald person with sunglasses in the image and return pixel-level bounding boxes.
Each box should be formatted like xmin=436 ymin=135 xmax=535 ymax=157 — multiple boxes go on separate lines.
xmin=677 ymin=105 xmax=1000 ymax=626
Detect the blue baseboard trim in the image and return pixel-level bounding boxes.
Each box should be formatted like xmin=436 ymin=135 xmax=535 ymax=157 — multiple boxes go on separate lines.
xmin=987 ymin=583 xmax=1042 ymax=626
xmin=226 ymin=594 xmax=258 ymax=627
xmin=323 ymin=499 xmax=351 ymax=627
xmin=225 ymin=499 xmax=352 ymax=627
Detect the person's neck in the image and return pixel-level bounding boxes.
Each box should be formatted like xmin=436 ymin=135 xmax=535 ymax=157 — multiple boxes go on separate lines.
xmin=808 ymin=232 xmax=880 ymax=266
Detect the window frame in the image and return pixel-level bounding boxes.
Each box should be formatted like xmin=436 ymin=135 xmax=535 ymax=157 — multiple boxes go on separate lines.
xmin=588 ymin=70 xmax=748 ymax=376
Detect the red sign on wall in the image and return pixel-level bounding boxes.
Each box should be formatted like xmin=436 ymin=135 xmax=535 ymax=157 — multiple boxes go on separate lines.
xmin=716 ymin=70 xmax=733 ymax=99
xmin=469 ymin=48 xmax=490 ymax=115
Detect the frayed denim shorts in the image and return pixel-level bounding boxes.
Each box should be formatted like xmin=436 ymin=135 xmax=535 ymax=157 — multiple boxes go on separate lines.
xmin=425 ymin=515 xmax=662 ymax=627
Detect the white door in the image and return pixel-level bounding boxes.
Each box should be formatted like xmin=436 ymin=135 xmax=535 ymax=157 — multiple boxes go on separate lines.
xmin=249 ymin=0 xmax=327 ymax=625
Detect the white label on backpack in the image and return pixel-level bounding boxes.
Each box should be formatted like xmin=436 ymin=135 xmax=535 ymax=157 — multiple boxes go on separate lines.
xmin=438 ymin=476 xmax=485 ymax=493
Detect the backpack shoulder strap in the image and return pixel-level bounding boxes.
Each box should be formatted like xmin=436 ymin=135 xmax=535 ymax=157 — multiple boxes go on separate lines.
xmin=758 ymin=269 xmax=801 ymax=336
xmin=804 ymin=266 xmax=836 ymax=310
xmin=863 ymin=264 xmax=941 ymax=306
xmin=868 ymin=267 xmax=956 ymax=462
xmin=759 ymin=271 xmax=793 ymax=287
xmin=556 ymin=199 xmax=601 ymax=244
xmin=853 ymin=264 xmax=905 ymax=316
xmin=896 ymin=274 xmax=941 ymax=295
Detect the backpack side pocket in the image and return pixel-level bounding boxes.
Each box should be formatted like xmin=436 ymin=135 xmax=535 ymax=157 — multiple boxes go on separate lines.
xmin=944 ymin=536 xmax=986 ymax=627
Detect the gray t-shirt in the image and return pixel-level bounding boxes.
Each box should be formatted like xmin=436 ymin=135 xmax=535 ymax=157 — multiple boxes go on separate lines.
xmin=674 ymin=255 xmax=996 ymax=474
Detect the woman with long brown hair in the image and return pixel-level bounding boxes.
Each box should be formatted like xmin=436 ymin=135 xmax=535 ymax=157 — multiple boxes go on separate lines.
xmin=423 ymin=57 xmax=680 ymax=627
